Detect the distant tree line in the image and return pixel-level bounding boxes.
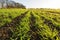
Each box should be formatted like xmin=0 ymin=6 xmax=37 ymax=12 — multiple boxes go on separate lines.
xmin=0 ymin=0 xmax=26 ymax=8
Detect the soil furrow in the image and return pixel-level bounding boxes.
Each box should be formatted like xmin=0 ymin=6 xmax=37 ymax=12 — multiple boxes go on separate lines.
xmin=29 ymin=12 xmax=40 ymax=40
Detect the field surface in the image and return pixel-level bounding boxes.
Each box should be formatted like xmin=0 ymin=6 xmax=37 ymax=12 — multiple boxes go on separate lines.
xmin=0 ymin=9 xmax=60 ymax=40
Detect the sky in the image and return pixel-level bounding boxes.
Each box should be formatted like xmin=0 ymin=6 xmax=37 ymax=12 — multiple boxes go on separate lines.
xmin=13 ymin=0 xmax=60 ymax=8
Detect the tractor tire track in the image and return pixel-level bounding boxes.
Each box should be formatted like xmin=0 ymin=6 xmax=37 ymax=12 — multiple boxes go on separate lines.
xmin=29 ymin=12 xmax=40 ymax=40
xmin=0 ymin=11 xmax=28 ymax=40
xmin=41 ymin=16 xmax=60 ymax=37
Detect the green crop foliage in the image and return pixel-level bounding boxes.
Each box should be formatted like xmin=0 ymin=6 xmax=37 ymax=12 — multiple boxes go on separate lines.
xmin=0 ymin=8 xmax=60 ymax=40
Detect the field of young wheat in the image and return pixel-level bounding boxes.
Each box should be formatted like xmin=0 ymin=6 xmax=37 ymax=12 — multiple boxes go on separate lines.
xmin=0 ymin=9 xmax=60 ymax=40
